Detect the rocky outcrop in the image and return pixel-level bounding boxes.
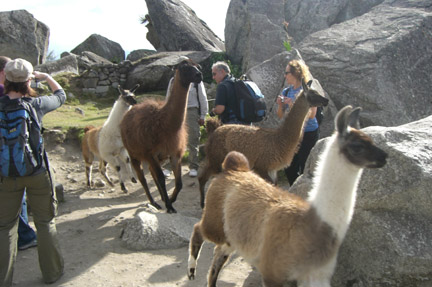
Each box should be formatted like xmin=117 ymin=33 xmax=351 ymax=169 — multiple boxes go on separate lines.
xmin=71 ymin=34 xmax=125 ymax=63
xmin=121 ymin=208 xmax=198 ymax=250
xmin=35 ymin=55 xmax=79 ymax=76
xmin=225 ymin=0 xmax=287 ymax=71
xmin=126 ymin=51 xmax=212 ymax=93
xmin=144 ymin=0 xmax=224 ymax=52
xmin=284 ymin=0 xmax=384 ymax=44
xmin=299 ymin=0 xmax=432 ymax=128
xmin=289 ymin=115 xmax=432 ymax=287
xmin=126 ymin=49 xmax=157 ymax=62
xmin=0 ymin=10 xmax=49 ymax=65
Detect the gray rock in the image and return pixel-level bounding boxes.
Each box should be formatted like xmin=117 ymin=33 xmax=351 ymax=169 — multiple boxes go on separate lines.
xmin=121 ymin=209 xmax=198 ymax=250
xmin=225 ymin=0 xmax=287 ymax=71
xmin=290 ymin=115 xmax=432 ymax=287
xmin=35 ymin=55 xmax=79 ymax=75
xmin=126 ymin=49 xmax=157 ymax=62
xmin=299 ymin=1 xmax=432 ymax=128
xmin=145 ymin=0 xmax=224 ymax=52
xmin=126 ymin=51 xmax=211 ymax=93
xmin=71 ymin=34 xmax=125 ymax=63
xmin=0 ymin=10 xmax=49 ymax=65
xmin=285 ymin=0 xmax=383 ymax=44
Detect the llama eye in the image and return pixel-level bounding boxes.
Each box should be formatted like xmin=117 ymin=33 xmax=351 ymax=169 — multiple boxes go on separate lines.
xmin=349 ymin=143 xmax=364 ymax=154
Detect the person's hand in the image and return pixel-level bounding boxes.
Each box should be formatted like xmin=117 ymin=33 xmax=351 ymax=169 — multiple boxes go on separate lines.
xmin=33 ymin=71 xmax=49 ymax=81
xmin=198 ymin=118 xmax=205 ymax=126
xmin=276 ymin=95 xmax=285 ymax=105
xmin=285 ymin=97 xmax=293 ymax=108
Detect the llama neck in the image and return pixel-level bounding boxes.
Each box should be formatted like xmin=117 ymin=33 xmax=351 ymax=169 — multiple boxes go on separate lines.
xmin=164 ymin=75 xmax=189 ymax=128
xmin=103 ymin=99 xmax=130 ymax=129
xmin=308 ymin=134 xmax=363 ymax=240
xmin=276 ymin=92 xmax=310 ymax=149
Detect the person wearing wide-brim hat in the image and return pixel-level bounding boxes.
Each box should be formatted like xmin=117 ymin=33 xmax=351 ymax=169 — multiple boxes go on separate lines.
xmin=0 ymin=58 xmax=65 ymax=286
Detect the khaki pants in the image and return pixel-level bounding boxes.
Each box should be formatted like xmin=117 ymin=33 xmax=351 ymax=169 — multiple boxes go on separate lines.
xmin=186 ymin=107 xmax=201 ymax=170
xmin=0 ymin=171 xmax=64 ymax=286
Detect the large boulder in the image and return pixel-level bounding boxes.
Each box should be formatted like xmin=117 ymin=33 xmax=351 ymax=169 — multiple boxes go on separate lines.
xmin=71 ymin=34 xmax=125 ymax=63
xmin=299 ymin=0 xmax=432 ymax=127
xmin=225 ymin=0 xmax=287 ymax=72
xmin=284 ymin=0 xmax=384 ymax=44
xmin=0 ymin=10 xmax=49 ymax=65
xmin=126 ymin=49 xmax=157 ymax=62
xmin=35 ymin=55 xmax=79 ymax=76
xmin=126 ymin=51 xmax=211 ymax=93
xmin=121 ymin=208 xmax=198 ymax=250
xmin=290 ymin=115 xmax=432 ymax=286
xmin=144 ymin=0 xmax=225 ymax=52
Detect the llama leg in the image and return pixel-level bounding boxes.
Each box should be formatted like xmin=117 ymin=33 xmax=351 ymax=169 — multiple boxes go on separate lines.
xmin=130 ymin=158 xmax=162 ymax=210
xmin=99 ymin=160 xmax=114 ymax=186
xmin=114 ymin=165 xmax=128 ymax=193
xmin=188 ymin=223 xmax=204 ymax=280
xmin=147 ymin=156 xmax=176 ymax=213
xmin=198 ymin=164 xmax=214 ymax=208
xmin=120 ymin=148 xmax=137 ymax=183
xmin=84 ymin=153 xmax=94 ymax=188
xmin=208 ymin=244 xmax=233 ymax=287
xmin=168 ymin=156 xmax=183 ymax=204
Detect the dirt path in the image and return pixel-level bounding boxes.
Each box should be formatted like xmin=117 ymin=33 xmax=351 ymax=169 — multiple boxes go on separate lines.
xmin=13 ymin=141 xmax=264 ymax=287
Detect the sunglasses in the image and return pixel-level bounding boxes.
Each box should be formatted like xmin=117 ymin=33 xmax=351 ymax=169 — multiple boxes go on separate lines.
xmin=284 ymin=71 xmax=292 ymax=75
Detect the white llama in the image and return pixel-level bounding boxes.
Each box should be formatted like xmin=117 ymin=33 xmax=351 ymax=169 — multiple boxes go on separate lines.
xmin=187 ymin=105 xmax=388 ymax=287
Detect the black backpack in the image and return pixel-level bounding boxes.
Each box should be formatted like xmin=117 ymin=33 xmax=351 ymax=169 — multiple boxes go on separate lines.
xmin=0 ymin=98 xmax=44 ymax=177
xmin=229 ymin=77 xmax=267 ymax=123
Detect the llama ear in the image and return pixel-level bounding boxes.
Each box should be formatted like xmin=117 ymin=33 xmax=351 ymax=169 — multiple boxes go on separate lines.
xmin=301 ymin=78 xmax=309 ymax=92
xmin=131 ymin=84 xmax=140 ymax=93
xmin=348 ymin=107 xmax=362 ymax=129
xmin=118 ymin=85 xmax=125 ymax=95
xmin=335 ymin=105 xmax=353 ymax=135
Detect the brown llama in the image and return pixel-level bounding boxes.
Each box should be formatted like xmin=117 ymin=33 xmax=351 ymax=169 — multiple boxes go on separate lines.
xmin=120 ymin=59 xmax=202 ymax=213
xmin=198 ymin=79 xmax=329 ymax=207
xmin=188 ymin=106 xmax=388 ymax=287
xmin=81 ymin=85 xmax=139 ymax=192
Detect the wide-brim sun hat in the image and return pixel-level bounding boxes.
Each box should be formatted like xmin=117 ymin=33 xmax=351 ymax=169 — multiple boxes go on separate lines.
xmin=4 ymin=58 xmax=34 ymax=83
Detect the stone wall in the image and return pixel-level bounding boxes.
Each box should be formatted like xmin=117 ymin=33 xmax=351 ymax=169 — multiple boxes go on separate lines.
xmin=79 ymin=61 xmax=133 ymax=95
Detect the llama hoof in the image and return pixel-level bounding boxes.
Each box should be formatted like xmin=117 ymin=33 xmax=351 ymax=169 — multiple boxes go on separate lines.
xmin=131 ymin=177 xmax=137 ymax=183
xmin=151 ymin=202 xmax=162 ymax=210
xmin=120 ymin=183 xmax=128 ymax=193
xmin=188 ymin=268 xmax=195 ymax=280
xmin=167 ymin=206 xmax=177 ymax=214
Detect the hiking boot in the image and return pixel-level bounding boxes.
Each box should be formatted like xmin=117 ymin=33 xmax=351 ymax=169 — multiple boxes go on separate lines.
xmin=189 ymin=169 xmax=198 ymax=177
xmin=19 ymin=239 xmax=37 ymax=250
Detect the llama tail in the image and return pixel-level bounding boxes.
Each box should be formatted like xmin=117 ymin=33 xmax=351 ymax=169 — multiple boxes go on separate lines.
xmin=84 ymin=125 xmax=95 ymax=133
xmin=222 ymin=151 xmax=250 ymax=172
xmin=205 ymin=118 xmax=221 ymax=135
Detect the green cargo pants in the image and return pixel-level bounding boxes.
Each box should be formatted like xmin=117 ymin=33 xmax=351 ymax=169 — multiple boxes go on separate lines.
xmin=0 ymin=170 xmax=64 ymax=286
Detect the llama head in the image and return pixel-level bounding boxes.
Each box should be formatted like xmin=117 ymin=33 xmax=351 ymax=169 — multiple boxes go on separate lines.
xmin=222 ymin=151 xmax=250 ymax=172
xmin=174 ymin=58 xmax=203 ymax=88
xmin=336 ymin=105 xmax=388 ymax=168
xmin=302 ymin=78 xmax=329 ymax=107
xmin=117 ymin=84 xmax=139 ymax=106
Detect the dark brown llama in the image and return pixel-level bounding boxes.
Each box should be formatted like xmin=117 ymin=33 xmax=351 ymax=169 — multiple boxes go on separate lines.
xmin=120 ymin=59 xmax=202 ymax=213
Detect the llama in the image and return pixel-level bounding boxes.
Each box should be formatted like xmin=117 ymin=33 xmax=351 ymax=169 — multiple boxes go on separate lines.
xmin=188 ymin=105 xmax=388 ymax=287
xmin=120 ymin=58 xmax=202 ymax=213
xmin=81 ymin=84 xmax=139 ymax=192
xmin=198 ymin=78 xmax=329 ymax=207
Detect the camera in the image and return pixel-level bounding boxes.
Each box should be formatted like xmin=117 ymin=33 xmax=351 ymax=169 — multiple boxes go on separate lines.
xmin=209 ymin=111 xmax=216 ymax=117
xmin=280 ymin=96 xmax=285 ymax=103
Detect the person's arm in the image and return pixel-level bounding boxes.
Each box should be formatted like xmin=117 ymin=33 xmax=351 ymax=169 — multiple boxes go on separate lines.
xmin=309 ymin=107 xmax=317 ymax=119
xmin=32 ymin=71 xmax=66 ymax=115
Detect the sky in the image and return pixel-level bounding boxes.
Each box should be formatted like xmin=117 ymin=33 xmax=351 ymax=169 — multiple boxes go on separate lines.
xmin=1 ymin=0 xmax=231 ymax=58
